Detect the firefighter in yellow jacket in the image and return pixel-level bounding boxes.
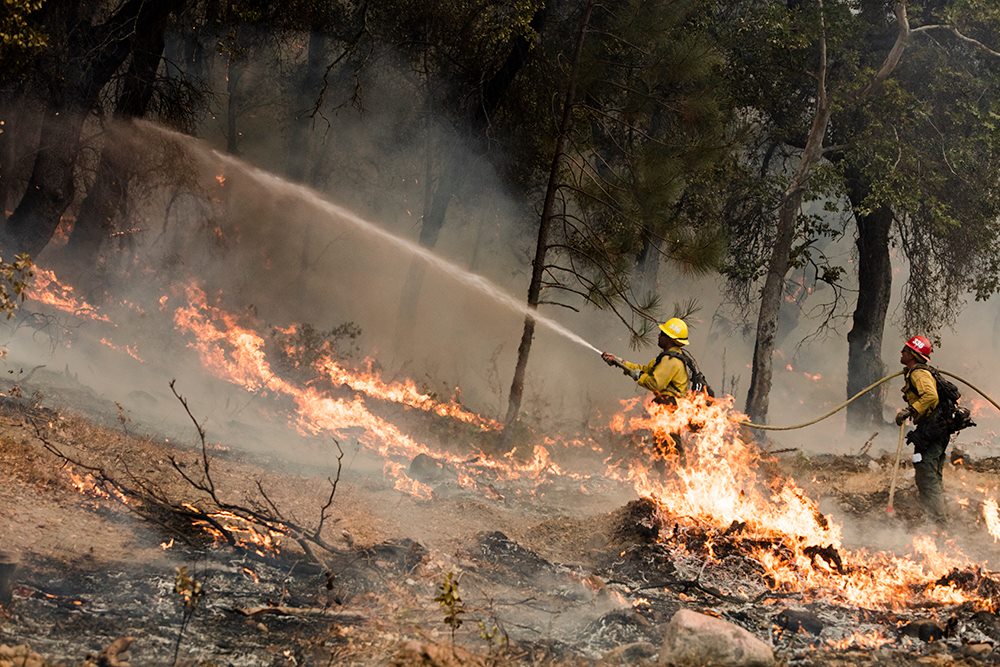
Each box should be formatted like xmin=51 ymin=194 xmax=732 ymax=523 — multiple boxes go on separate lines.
xmin=895 ymin=335 xmax=947 ymax=525
xmin=601 ymin=317 xmax=689 ymax=404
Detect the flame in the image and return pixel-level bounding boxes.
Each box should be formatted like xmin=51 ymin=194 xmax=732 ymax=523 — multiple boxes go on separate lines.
xmin=34 ymin=273 xmax=1000 ymax=611
xmin=984 ymin=497 xmax=1000 ymax=542
xmin=183 ymin=503 xmax=282 ymax=557
xmin=825 ymin=629 xmax=894 ymax=650
xmin=607 ymin=395 xmax=989 ymax=609
xmin=99 ymin=337 xmax=144 ymax=363
xmin=313 ymin=355 xmax=500 ymax=431
xmin=172 ymin=283 xmax=565 ymax=496
xmin=26 ymin=268 xmax=110 ymax=322
xmin=65 ymin=467 xmax=130 ymax=504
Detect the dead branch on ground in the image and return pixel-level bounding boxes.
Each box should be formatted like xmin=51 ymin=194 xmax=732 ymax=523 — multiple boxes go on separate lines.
xmin=25 ymin=380 xmax=346 ymax=576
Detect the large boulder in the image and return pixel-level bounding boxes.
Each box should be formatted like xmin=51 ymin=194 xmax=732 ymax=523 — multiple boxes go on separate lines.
xmin=659 ymin=609 xmax=775 ymax=667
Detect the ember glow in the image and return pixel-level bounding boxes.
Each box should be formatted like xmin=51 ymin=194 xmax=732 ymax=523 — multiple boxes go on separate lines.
xmin=99 ymin=337 xmax=144 ymax=363
xmin=984 ymin=497 xmax=1000 ymax=542
xmin=171 ymin=283 xmax=556 ymax=496
xmin=26 ymin=267 xmax=110 ymax=322
xmin=183 ymin=504 xmax=282 ymax=558
xmin=608 ymin=395 xmax=995 ymax=610
xmin=65 ymin=467 xmax=130 ymax=504
xmin=313 ymin=354 xmax=500 ymax=431
xmin=27 ymin=269 xmax=1000 ymax=614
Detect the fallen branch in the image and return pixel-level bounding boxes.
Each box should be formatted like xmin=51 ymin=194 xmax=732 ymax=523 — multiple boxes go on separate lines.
xmin=237 ymin=605 xmax=366 ymax=621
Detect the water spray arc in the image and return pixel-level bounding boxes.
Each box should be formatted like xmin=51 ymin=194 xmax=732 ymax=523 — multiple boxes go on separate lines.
xmin=139 ymin=121 xmax=603 ymax=358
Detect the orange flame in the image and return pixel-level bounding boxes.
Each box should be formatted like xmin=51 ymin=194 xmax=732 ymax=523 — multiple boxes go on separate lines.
xmin=608 ymin=395 xmax=988 ymax=609
xmin=26 ymin=268 xmax=110 ymax=322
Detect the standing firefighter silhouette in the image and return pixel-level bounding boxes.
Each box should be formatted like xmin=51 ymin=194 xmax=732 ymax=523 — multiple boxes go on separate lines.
xmin=896 ymin=335 xmax=975 ymax=525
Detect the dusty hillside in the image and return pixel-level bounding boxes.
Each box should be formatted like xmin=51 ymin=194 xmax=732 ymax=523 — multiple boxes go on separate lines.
xmin=2 ymin=377 xmax=1000 ymax=666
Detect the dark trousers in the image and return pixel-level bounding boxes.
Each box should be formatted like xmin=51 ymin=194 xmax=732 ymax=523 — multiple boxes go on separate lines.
xmin=908 ymin=419 xmax=949 ymax=525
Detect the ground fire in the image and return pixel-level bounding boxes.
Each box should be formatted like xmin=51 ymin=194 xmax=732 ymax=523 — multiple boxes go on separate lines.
xmin=6 ymin=8 xmax=1000 ymax=659
xmin=6 ymin=263 xmax=1000 ymax=664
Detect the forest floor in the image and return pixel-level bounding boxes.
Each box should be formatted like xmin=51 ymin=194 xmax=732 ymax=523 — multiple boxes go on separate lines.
xmin=2 ymin=374 xmax=1000 ymax=666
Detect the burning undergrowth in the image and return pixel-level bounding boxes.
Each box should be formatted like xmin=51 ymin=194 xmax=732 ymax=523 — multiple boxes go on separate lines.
xmin=6 ymin=263 xmax=1000 ymax=663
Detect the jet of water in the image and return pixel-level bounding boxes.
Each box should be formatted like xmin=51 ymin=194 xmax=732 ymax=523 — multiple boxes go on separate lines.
xmin=140 ymin=121 xmax=603 ymax=356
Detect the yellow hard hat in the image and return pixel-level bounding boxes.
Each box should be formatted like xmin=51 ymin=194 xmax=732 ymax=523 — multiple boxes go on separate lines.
xmin=658 ymin=317 xmax=689 ymax=345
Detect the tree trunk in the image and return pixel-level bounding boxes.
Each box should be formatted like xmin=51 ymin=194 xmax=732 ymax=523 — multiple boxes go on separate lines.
xmin=745 ymin=39 xmax=832 ymax=423
xmin=68 ymin=14 xmax=170 ymax=263
xmin=395 ymin=148 xmax=462 ymax=333
xmin=744 ymin=2 xmax=911 ymax=423
xmin=285 ymin=29 xmax=328 ymax=182
xmin=505 ymin=0 xmax=595 ymax=427
xmin=1 ymin=0 xmax=185 ymax=258
xmin=845 ymin=167 xmax=892 ymax=429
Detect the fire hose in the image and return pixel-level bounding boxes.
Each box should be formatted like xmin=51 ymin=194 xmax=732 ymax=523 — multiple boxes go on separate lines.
xmin=602 ymin=352 xmax=1000 ymax=430
xmin=739 ymin=369 xmax=1000 ymax=430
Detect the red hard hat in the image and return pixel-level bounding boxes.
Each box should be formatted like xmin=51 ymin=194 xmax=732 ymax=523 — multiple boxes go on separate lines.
xmin=904 ymin=335 xmax=933 ymax=359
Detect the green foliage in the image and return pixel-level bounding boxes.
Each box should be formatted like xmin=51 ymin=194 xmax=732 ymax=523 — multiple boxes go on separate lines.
xmin=0 ymin=0 xmax=45 ymax=78
xmin=505 ymin=0 xmax=737 ymax=345
xmin=716 ymin=1 xmax=1000 ymax=339
xmin=0 ymin=0 xmax=46 ymax=51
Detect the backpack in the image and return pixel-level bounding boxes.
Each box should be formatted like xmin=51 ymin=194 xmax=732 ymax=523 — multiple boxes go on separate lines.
xmin=911 ymin=364 xmax=975 ymax=436
xmin=657 ymin=349 xmax=715 ymax=398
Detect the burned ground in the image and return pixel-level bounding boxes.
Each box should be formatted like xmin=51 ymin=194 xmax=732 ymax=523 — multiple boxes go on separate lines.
xmin=2 ymin=384 xmax=1000 ymax=666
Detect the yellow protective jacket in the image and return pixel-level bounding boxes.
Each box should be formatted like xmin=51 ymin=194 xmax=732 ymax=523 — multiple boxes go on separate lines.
xmin=903 ymin=366 xmax=939 ymax=421
xmin=622 ymin=348 xmax=689 ymax=398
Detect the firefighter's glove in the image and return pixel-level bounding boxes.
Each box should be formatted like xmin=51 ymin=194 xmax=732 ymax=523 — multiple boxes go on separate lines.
xmin=895 ymin=407 xmax=915 ymax=426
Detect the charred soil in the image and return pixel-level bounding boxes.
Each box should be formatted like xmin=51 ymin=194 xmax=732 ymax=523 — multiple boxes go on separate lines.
xmin=2 ymin=388 xmax=1000 ymax=666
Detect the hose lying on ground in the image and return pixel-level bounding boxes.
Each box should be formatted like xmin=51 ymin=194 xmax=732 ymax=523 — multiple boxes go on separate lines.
xmin=740 ymin=368 xmax=1000 ymax=431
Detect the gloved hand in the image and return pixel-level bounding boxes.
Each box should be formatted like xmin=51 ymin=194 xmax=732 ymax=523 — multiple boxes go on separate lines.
xmin=895 ymin=407 xmax=914 ymax=426
xmin=601 ymin=352 xmax=617 ymax=366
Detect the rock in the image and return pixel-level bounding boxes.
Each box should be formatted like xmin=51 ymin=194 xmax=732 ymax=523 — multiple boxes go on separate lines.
xmin=659 ymin=609 xmax=775 ymax=667
xmin=409 ymin=454 xmax=452 ymax=483
xmin=962 ymin=642 xmax=993 ymax=658
xmin=900 ymin=619 xmax=947 ymax=643
xmin=772 ymin=608 xmax=824 ymax=636
xmin=0 ymin=552 xmax=17 ymax=605
xmin=601 ymin=641 xmax=658 ymax=664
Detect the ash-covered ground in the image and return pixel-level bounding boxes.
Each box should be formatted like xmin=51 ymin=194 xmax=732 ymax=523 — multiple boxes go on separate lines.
xmin=2 ymin=373 xmax=1000 ymax=666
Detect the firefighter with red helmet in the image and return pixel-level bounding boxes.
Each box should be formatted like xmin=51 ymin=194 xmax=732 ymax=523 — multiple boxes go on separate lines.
xmin=895 ymin=335 xmax=948 ymax=525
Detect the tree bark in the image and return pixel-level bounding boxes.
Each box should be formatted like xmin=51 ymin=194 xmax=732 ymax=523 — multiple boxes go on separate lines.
xmin=505 ymin=0 xmax=595 ymax=427
xmin=845 ymin=167 xmax=892 ymax=429
xmin=68 ymin=12 xmax=171 ymax=263
xmin=745 ymin=10 xmax=832 ymax=423
xmin=744 ymin=0 xmax=911 ymax=423
xmin=1 ymin=0 xmax=185 ymax=258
